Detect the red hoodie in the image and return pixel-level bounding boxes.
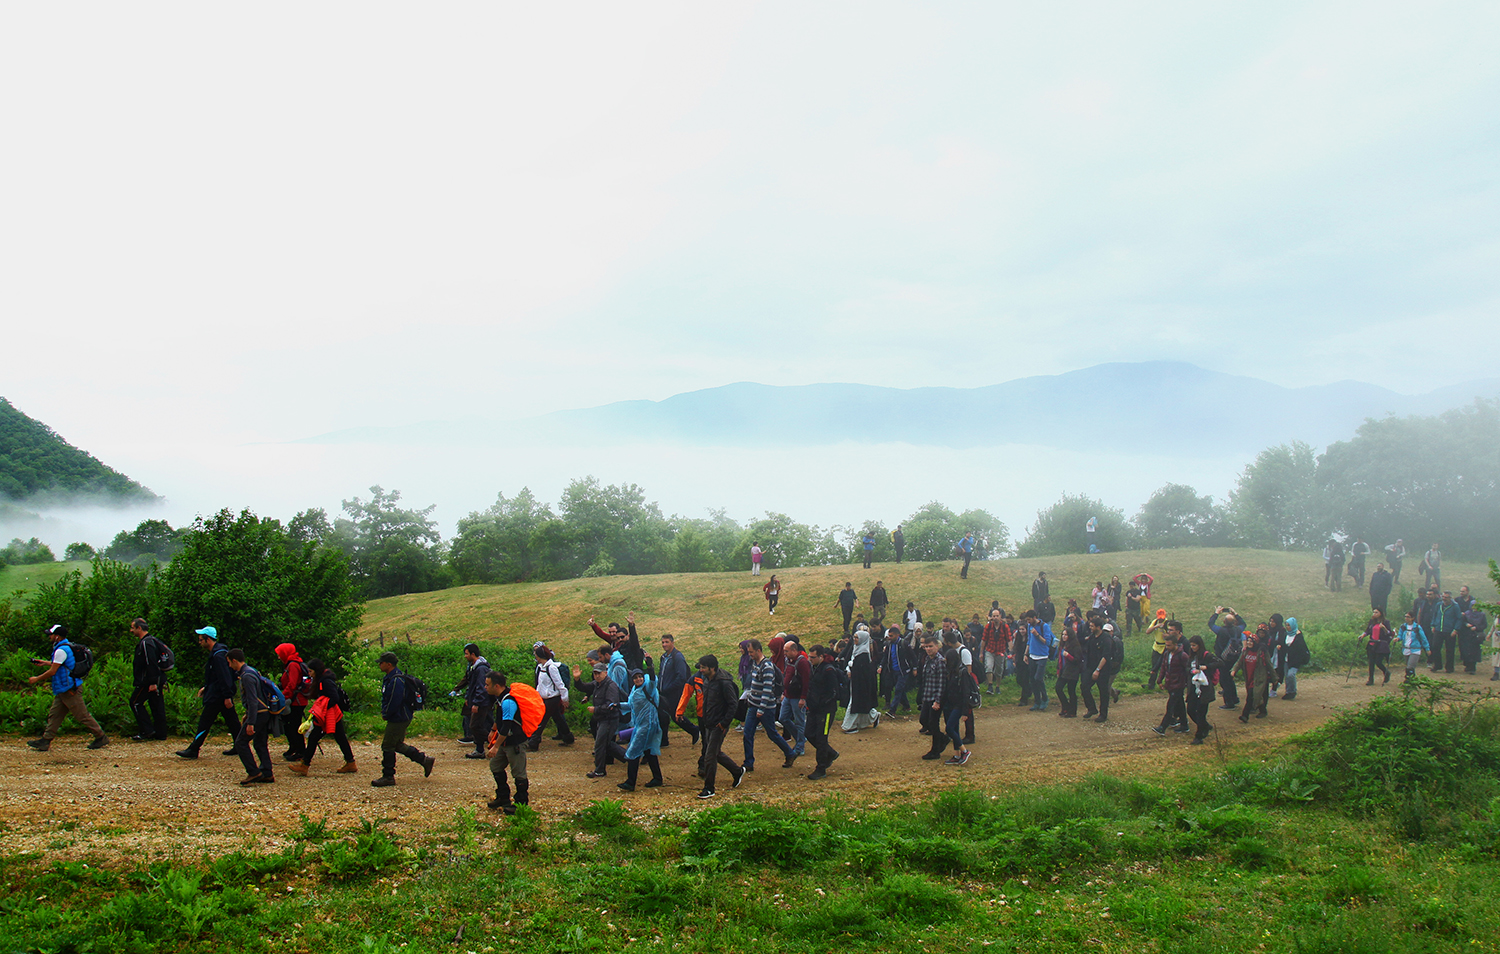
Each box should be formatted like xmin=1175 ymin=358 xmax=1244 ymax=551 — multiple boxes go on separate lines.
xmin=274 ymin=643 xmax=310 ymax=707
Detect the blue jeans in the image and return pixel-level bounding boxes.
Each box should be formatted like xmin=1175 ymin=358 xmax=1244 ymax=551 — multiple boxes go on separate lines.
xmin=778 ymin=698 xmax=807 ymax=756
xmin=1030 ymin=658 xmax=1050 ymax=709
xmin=742 ymin=707 xmax=792 ymax=768
xmin=944 ymin=707 xmax=964 ymax=749
xmin=888 ymin=671 xmax=911 ymax=711
xmin=1284 ymin=666 xmax=1300 ymax=696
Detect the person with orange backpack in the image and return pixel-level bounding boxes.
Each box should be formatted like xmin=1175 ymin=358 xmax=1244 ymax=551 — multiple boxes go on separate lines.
xmin=483 ymin=670 xmax=543 ymax=814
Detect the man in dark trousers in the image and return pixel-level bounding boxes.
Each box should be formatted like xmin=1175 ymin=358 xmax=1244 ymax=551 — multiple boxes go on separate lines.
xmin=1032 ymin=572 xmax=1049 ymax=614
xmin=695 ymin=654 xmax=745 ymax=798
xmin=958 ymin=532 xmax=975 ymax=579
xmin=869 ymin=581 xmax=889 ymax=629
xmin=803 ymin=644 xmax=842 ymax=780
xmin=176 ymin=626 xmax=241 ymax=759
xmin=837 ymin=582 xmax=858 ymax=636
xmin=129 ymin=618 xmax=168 ymax=741
xmin=656 ymin=634 xmax=689 ymax=749
xmin=583 ymin=662 xmax=627 ymax=779
xmin=462 ymin=643 xmax=492 ymax=760
xmin=226 ymin=648 xmax=276 ymax=785
xmin=1368 ymin=563 xmax=1393 ymax=620
xmin=891 ymin=525 xmax=905 ymax=563
xmin=372 ymin=651 xmax=435 ymax=787
xmin=1429 ymin=590 xmax=1462 ymax=674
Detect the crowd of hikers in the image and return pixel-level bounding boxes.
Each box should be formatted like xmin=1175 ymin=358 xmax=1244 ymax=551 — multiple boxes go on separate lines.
xmin=21 ymin=564 xmax=1497 ymax=815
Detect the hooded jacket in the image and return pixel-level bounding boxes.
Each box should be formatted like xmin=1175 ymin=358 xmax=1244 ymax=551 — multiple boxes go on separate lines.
xmin=275 ymin=643 xmax=309 ymax=707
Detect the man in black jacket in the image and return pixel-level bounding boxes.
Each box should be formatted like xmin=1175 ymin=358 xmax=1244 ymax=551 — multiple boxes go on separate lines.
xmin=837 ymin=583 xmax=858 ymax=636
xmin=1032 ymin=572 xmax=1049 ymax=613
xmin=1368 ymin=563 xmax=1393 ymax=619
xmin=695 ymin=654 xmax=745 ymax=798
xmin=176 ymin=626 xmax=241 ymax=759
xmin=129 ymin=618 xmax=168 ymax=741
xmin=463 ymin=644 xmax=492 ymax=760
xmin=803 ymin=645 xmax=842 ymax=780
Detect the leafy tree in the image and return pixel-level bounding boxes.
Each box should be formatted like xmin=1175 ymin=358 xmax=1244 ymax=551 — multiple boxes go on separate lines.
xmin=63 ymin=542 xmax=96 ymax=562
xmin=103 ymin=519 xmax=184 ymax=564
xmin=1134 ymin=484 xmax=1228 ymax=548
xmin=148 ymin=508 xmax=361 ymax=674
xmin=1016 ymin=495 xmax=1135 ymax=557
xmin=1224 ymin=442 xmax=1328 ymax=550
xmin=332 ymin=486 xmax=447 ymax=598
xmin=671 ymin=525 xmax=716 ymax=573
xmin=1 ymin=537 xmax=56 ymax=564
xmin=732 ymin=513 xmax=822 ymax=570
xmin=846 ymin=521 xmax=893 ymax=564
xmin=1316 ymin=401 xmax=1500 ymax=558
xmin=556 ymin=477 xmax=673 ymax=577
xmin=959 ymin=508 xmax=1011 ymax=559
xmin=898 ymin=502 xmax=1009 ymax=562
xmin=450 ymin=488 xmax=559 ymax=584
xmin=287 ymin=508 xmax=334 ymax=547
xmin=669 ymin=509 xmax=744 ymax=574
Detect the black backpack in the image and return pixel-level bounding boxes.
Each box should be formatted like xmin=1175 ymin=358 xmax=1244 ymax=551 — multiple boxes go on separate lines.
xmin=148 ymin=636 xmax=175 ymax=673
xmin=68 ymin=642 xmax=96 ymax=681
xmin=1105 ymin=634 xmax=1125 ymax=675
xmin=402 ymin=673 xmax=429 ymax=711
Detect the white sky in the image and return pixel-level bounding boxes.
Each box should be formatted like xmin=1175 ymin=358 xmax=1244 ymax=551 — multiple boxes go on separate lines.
xmin=3 ymin=2 xmax=1498 ymax=544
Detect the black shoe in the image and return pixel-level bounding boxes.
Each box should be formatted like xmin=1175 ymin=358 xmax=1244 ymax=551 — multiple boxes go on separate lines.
xmin=457 ymin=737 xmax=474 ymax=744
xmin=1238 ymin=715 xmax=1249 ymax=723
xmin=1219 ymin=704 xmax=1237 ymax=710
xmin=1112 ymin=689 xmax=1120 ymax=704
xmin=617 ymin=781 xmax=636 ymax=792
xmin=371 ymin=776 xmax=396 ymax=787
xmin=1255 ymin=711 xmax=1266 ymax=719
xmin=1151 ymin=726 xmax=1166 ymax=736
xmin=586 ymin=770 xmax=607 ymax=779
xmin=644 ymin=778 xmax=663 ymax=788
xmin=1093 ymin=716 xmax=1108 ymax=724
xmin=175 ymin=749 xmax=198 ymax=759
xmin=733 ymin=769 xmax=746 ymax=788
xmin=26 ymin=739 xmax=50 ymax=751
xmin=921 ymin=750 xmax=943 ymax=760
xmin=252 ymin=774 xmax=274 ymax=783
xmin=782 ymin=754 xmax=798 ymax=768
xmin=464 ymin=751 xmax=487 ymax=759
xmin=1173 ymin=725 xmax=1190 ymax=733
xmin=222 ymin=748 xmax=239 ymax=756
xmin=1190 ymin=738 xmax=1205 ymax=745
xmin=423 ymin=755 xmax=436 ymax=777
xmin=88 ymin=736 xmax=110 ymax=750
xmin=962 ymin=736 xmax=975 ymax=745
xmin=806 ymin=767 xmax=828 ymax=780
xmin=558 ymin=739 xmax=575 ymax=747
xmin=153 ymin=734 xmax=169 ymax=740
xmin=239 ymin=774 xmax=264 ymax=786
xmin=130 ymin=735 xmax=149 ymax=742
xmin=526 ymin=744 xmax=540 ymax=752
xmin=697 ymin=789 xmax=716 ymax=799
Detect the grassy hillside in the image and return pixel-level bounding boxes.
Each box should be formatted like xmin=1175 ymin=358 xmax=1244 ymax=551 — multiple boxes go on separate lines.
xmin=0 ymin=560 xmax=92 ymax=604
xmin=359 ymin=548 xmax=1495 ymax=662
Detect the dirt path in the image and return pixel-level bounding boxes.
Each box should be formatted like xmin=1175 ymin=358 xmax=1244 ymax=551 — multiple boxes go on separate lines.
xmin=3 ymin=669 xmax=1484 ymax=861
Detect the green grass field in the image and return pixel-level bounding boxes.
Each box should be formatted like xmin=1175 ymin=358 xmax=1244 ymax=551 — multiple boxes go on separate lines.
xmin=358 ymin=548 xmax=1494 ymax=664
xmin=0 ymin=560 xmax=91 ymax=603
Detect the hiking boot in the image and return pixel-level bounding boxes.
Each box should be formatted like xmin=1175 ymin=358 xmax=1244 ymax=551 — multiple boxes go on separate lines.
xmin=88 ymin=736 xmax=110 ymax=750
xmin=26 ymin=739 xmax=50 ymax=751
xmin=371 ymin=776 xmax=396 ymax=787
xmin=487 ymin=796 xmax=513 ymax=811
xmin=423 ymin=755 xmax=436 ymax=777
xmin=806 ymin=766 xmax=828 ymax=781
xmin=289 ymin=762 xmax=309 ymax=776
xmin=337 ymin=761 xmax=358 ymax=773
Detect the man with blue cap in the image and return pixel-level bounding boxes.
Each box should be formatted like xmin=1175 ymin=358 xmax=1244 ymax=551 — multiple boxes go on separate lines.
xmin=175 ymin=626 xmax=242 ymax=759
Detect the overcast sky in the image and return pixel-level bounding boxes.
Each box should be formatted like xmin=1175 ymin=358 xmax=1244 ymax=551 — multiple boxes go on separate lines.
xmin=3 ymin=3 xmax=1498 ymax=541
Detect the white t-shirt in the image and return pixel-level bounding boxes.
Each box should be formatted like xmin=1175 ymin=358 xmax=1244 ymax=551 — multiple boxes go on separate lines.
xmin=52 ymin=647 xmax=68 ymax=665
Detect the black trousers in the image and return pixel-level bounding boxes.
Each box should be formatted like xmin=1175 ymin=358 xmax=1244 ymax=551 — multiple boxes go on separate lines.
xmin=1054 ymin=674 xmax=1078 ymax=715
xmin=960 ymin=553 xmax=972 ymax=578
xmin=841 ymin=606 xmax=854 ymax=634
xmin=470 ymin=703 xmax=493 ymax=755
xmin=1218 ymin=660 xmax=1240 ymax=706
xmin=805 ymin=709 xmax=838 ymax=768
xmin=1429 ymin=633 xmax=1456 ymax=672
xmin=529 ymin=695 xmax=575 ymax=747
xmin=130 ymin=685 xmax=167 ymax=738
xmin=1159 ymin=687 xmax=1186 ymax=729
xmin=305 ymin=720 xmax=354 ymax=764
xmin=1093 ymin=671 xmax=1114 ymax=718
xmin=593 ymin=718 xmax=627 ymax=773
xmin=187 ymin=696 xmax=241 ymax=753
xmin=1187 ymin=687 xmax=1212 ymax=740
xmin=236 ymin=712 xmax=272 ymax=777
xmin=284 ymin=704 xmax=307 ymax=759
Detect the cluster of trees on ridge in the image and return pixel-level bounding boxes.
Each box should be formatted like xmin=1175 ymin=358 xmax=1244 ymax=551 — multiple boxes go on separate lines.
xmin=0 ymin=397 xmax=157 ymax=502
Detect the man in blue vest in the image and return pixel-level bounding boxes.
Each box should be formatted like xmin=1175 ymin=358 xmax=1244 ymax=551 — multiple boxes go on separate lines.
xmin=27 ymin=624 xmax=109 ymax=752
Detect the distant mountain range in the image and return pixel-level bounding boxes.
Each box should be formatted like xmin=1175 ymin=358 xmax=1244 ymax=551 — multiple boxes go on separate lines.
xmin=0 ymin=397 xmax=158 ymax=504
xmin=295 ymin=361 xmax=1500 ymax=457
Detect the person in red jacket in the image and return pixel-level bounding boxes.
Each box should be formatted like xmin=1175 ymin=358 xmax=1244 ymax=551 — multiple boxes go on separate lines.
xmin=274 ymin=643 xmax=310 ymax=762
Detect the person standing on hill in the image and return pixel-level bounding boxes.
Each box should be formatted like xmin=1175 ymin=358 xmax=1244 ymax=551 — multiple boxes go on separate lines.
xmin=1233 ymin=632 xmax=1271 ymax=722
xmin=1280 ymin=618 xmax=1309 ymax=700
xmin=779 ymin=638 xmax=812 ymax=757
xmin=583 ymin=662 xmax=628 ymax=779
xmin=176 ymin=626 xmax=240 ymax=760
xmin=27 ymin=624 xmax=109 ymax=752
xmin=1086 ymin=515 xmax=1097 ymax=552
xmin=837 ymin=582 xmax=858 ymax=636
xmin=903 ymin=600 xmax=922 ymax=636
xmin=1032 ymin=571 xmax=1049 ymax=613
xmin=1107 ymin=576 xmax=1122 ymax=622
xmin=1125 ymin=581 xmax=1144 ymax=636
xmin=750 ymin=542 xmax=763 ymax=576
xmin=1348 ymin=538 xmax=1371 ymax=588
xmin=1421 ymin=543 xmax=1442 ymax=590
xmin=1429 ymin=590 xmax=1462 ymax=674
xmin=891 ymin=525 xmax=905 ymax=563
xmin=1384 ymin=539 xmax=1406 ymax=584
xmin=1396 ymin=611 xmax=1429 ymax=681
xmin=1458 ymin=603 xmax=1488 ymax=674
xmin=763 ymin=574 xmax=781 ymax=615
xmin=958 ymin=532 xmax=975 ymax=579
xmin=129 ymin=618 xmax=168 ymax=741
xmin=372 ymin=652 xmax=436 ymax=787
xmin=869 ymin=581 xmax=889 ymax=629
xmin=1368 ymin=563 xmax=1393 ymax=619
xmin=861 ymin=532 xmax=876 ymax=568
xmin=1327 ymin=540 xmax=1345 ymax=591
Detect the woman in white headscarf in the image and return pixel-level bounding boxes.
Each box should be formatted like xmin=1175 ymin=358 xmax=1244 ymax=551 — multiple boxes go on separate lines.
xmin=842 ymin=625 xmax=881 ymax=732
